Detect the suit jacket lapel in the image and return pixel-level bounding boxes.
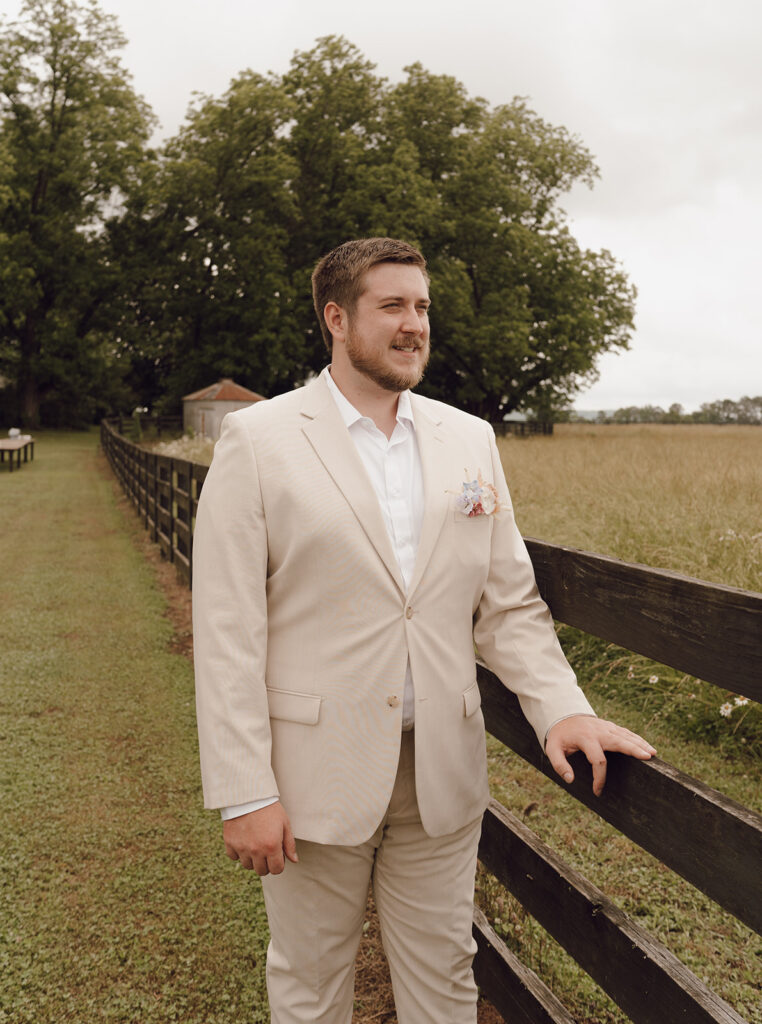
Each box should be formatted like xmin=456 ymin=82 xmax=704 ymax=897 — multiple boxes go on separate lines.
xmin=300 ymin=377 xmax=406 ymax=596
xmin=407 ymin=395 xmax=450 ymax=599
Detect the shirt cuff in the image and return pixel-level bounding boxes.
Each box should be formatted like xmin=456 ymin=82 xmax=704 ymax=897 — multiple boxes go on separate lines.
xmin=220 ymin=796 xmax=279 ymax=820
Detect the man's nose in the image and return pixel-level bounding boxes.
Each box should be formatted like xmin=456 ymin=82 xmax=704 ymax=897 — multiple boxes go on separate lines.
xmin=400 ymin=305 xmax=424 ymax=335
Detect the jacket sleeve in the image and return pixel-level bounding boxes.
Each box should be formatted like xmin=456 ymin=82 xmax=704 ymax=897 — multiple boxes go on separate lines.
xmin=192 ymin=412 xmax=278 ymax=808
xmin=472 ymin=424 xmax=595 ymax=748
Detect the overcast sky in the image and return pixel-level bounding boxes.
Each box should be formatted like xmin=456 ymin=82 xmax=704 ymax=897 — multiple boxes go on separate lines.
xmin=5 ymin=0 xmax=761 ymax=410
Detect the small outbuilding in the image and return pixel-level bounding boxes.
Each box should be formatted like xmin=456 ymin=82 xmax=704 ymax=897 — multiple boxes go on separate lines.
xmin=182 ymin=379 xmax=266 ymax=440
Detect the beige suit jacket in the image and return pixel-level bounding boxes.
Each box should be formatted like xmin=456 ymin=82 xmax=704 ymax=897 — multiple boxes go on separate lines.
xmin=192 ymin=374 xmax=594 ymax=844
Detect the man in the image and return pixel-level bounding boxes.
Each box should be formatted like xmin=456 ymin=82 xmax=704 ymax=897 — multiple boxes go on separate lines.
xmin=192 ymin=237 xmax=655 ymax=1023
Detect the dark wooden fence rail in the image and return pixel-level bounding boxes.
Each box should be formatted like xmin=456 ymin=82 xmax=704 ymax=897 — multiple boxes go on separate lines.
xmin=492 ymin=420 xmax=554 ymax=437
xmin=115 ymin=412 xmax=183 ymax=437
xmin=101 ymin=418 xmax=761 ymax=1024
xmin=474 ymin=544 xmax=761 ymax=1024
xmin=101 ymin=419 xmax=207 ymax=586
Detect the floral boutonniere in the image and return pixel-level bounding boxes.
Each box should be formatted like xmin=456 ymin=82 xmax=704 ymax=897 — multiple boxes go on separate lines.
xmin=451 ymin=470 xmax=505 ymax=517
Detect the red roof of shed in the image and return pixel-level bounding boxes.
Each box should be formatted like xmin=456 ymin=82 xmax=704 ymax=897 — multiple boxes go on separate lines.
xmin=182 ymin=379 xmax=266 ymax=402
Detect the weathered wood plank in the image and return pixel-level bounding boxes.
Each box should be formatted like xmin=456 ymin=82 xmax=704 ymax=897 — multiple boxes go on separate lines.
xmin=473 ymin=907 xmax=575 ymax=1024
xmin=479 ymin=801 xmax=749 ymax=1024
xmin=173 ymin=549 xmax=191 ymax=585
xmin=173 ymin=458 xmax=192 ymax=497
xmin=525 ymin=539 xmax=762 ymax=701
xmin=478 ymin=666 xmax=762 ymax=936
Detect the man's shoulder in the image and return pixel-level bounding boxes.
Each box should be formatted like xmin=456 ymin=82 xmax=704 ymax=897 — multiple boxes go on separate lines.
xmin=410 ymin=392 xmax=493 ymax=437
xmin=226 ymin=381 xmax=311 ymax=428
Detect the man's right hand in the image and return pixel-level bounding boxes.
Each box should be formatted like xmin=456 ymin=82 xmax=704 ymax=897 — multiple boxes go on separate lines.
xmin=223 ymin=802 xmax=298 ymax=876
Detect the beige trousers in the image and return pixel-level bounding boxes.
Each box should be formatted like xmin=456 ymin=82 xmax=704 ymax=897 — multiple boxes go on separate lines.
xmin=260 ymin=731 xmax=482 ymax=1023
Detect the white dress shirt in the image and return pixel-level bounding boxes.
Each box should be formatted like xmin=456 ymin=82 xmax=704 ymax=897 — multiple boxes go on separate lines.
xmin=222 ymin=367 xmax=425 ymax=820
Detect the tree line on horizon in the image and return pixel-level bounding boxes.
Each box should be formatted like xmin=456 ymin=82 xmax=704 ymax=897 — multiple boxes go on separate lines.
xmin=566 ymin=396 xmax=762 ymax=425
xmin=1 ymin=0 xmax=638 ymax=428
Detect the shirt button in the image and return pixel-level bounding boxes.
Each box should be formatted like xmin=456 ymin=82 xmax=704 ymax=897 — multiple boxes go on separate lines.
xmin=387 ymin=695 xmax=400 ymax=708
xmin=405 ymin=606 xmax=414 ymax=619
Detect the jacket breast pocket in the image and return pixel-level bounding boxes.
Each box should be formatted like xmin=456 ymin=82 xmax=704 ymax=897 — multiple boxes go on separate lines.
xmin=266 ymin=687 xmax=321 ymax=725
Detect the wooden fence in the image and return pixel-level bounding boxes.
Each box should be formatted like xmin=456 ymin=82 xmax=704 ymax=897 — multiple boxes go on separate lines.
xmin=492 ymin=420 xmax=554 ymax=437
xmin=115 ymin=412 xmax=183 ymax=437
xmin=101 ymin=419 xmax=204 ymax=586
xmin=101 ymin=418 xmax=761 ymax=1024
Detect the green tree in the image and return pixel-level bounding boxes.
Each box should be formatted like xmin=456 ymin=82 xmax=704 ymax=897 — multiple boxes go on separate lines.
xmin=663 ymin=402 xmax=685 ymax=423
xmin=279 ymin=38 xmax=442 ymax=366
xmin=692 ymin=396 xmax=762 ymax=424
xmin=736 ymin=395 xmax=762 ymax=424
xmin=0 ymin=0 xmax=154 ymax=426
xmin=378 ymin=77 xmax=635 ymax=419
xmin=114 ymin=38 xmax=445 ymax=405
xmin=110 ymin=71 xmax=303 ymax=406
xmin=116 ymin=37 xmax=635 ymax=420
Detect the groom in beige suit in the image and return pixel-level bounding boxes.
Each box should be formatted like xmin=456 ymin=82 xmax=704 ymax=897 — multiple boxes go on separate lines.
xmin=192 ymin=238 xmax=655 ymax=1023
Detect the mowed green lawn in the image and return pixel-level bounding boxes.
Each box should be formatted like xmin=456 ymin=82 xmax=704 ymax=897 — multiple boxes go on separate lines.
xmin=0 ymin=432 xmax=269 ymax=1024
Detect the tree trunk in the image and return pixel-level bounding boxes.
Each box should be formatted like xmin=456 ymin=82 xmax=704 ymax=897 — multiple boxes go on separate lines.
xmin=20 ymin=317 xmax=41 ymax=429
xmin=21 ymin=377 xmax=41 ymax=430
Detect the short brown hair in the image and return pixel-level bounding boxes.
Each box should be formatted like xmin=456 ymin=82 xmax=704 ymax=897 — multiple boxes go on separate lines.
xmin=311 ymin=238 xmax=429 ymax=350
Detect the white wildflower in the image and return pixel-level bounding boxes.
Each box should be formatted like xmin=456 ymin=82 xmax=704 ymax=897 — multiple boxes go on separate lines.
xmin=719 ymin=703 xmax=733 ymax=718
xmin=734 ymin=697 xmax=749 ymax=707
xmin=648 ymin=675 xmax=659 ymax=684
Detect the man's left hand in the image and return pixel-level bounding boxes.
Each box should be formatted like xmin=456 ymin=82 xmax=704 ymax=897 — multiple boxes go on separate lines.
xmin=545 ymin=716 xmax=656 ymax=796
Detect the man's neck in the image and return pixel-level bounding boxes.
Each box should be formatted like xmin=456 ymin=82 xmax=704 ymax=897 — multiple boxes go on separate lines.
xmin=328 ymin=365 xmax=401 ymax=440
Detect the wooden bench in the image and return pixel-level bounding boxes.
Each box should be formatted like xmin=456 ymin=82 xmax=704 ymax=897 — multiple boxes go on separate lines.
xmin=0 ymin=436 xmax=35 ymax=472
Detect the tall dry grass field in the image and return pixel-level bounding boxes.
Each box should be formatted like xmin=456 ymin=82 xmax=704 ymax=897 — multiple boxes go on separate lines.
xmin=479 ymin=424 xmax=762 ymax=1024
xmin=498 ymin=423 xmax=761 ymax=592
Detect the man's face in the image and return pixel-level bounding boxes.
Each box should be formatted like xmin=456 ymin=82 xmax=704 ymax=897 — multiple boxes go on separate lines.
xmin=343 ymin=263 xmax=431 ymax=393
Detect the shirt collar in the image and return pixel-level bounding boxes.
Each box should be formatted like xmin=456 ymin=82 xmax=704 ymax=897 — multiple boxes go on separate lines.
xmin=322 ymin=366 xmax=415 ymax=429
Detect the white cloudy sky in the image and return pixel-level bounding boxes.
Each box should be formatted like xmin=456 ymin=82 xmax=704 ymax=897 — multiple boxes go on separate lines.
xmin=6 ymin=0 xmax=761 ymax=410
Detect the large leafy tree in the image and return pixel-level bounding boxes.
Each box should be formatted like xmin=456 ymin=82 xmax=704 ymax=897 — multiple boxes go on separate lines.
xmin=111 ymin=72 xmax=303 ymax=406
xmin=116 ymin=36 xmax=635 ymax=420
xmin=0 ymin=0 xmax=153 ymax=426
xmin=114 ymin=38 xmax=446 ymax=400
xmin=377 ymin=76 xmax=635 ymax=418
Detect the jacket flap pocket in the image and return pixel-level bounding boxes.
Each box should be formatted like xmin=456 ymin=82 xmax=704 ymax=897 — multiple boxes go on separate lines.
xmin=463 ymin=681 xmax=482 ymax=717
xmin=266 ymin=687 xmax=321 ymax=725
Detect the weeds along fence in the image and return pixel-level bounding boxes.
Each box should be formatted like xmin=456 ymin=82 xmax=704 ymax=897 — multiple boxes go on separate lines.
xmin=101 ymin=418 xmax=762 ymax=1024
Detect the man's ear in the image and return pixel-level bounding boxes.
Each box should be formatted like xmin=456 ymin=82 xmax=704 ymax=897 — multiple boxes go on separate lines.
xmin=324 ymin=301 xmax=347 ymax=344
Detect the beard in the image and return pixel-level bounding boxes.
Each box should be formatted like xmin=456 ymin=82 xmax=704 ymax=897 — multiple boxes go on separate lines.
xmin=345 ymin=329 xmax=430 ymax=394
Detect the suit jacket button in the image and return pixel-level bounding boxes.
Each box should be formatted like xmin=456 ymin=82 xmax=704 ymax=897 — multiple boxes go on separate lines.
xmin=387 ymin=695 xmax=400 ymax=708
xmin=405 ymin=606 xmax=414 ymax=619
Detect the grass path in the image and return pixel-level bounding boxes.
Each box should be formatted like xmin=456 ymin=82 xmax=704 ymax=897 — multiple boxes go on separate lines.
xmin=0 ymin=432 xmax=270 ymax=1023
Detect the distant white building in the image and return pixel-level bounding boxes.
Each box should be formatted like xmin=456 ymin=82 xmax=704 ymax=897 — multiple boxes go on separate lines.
xmin=182 ymin=379 xmax=266 ymax=440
